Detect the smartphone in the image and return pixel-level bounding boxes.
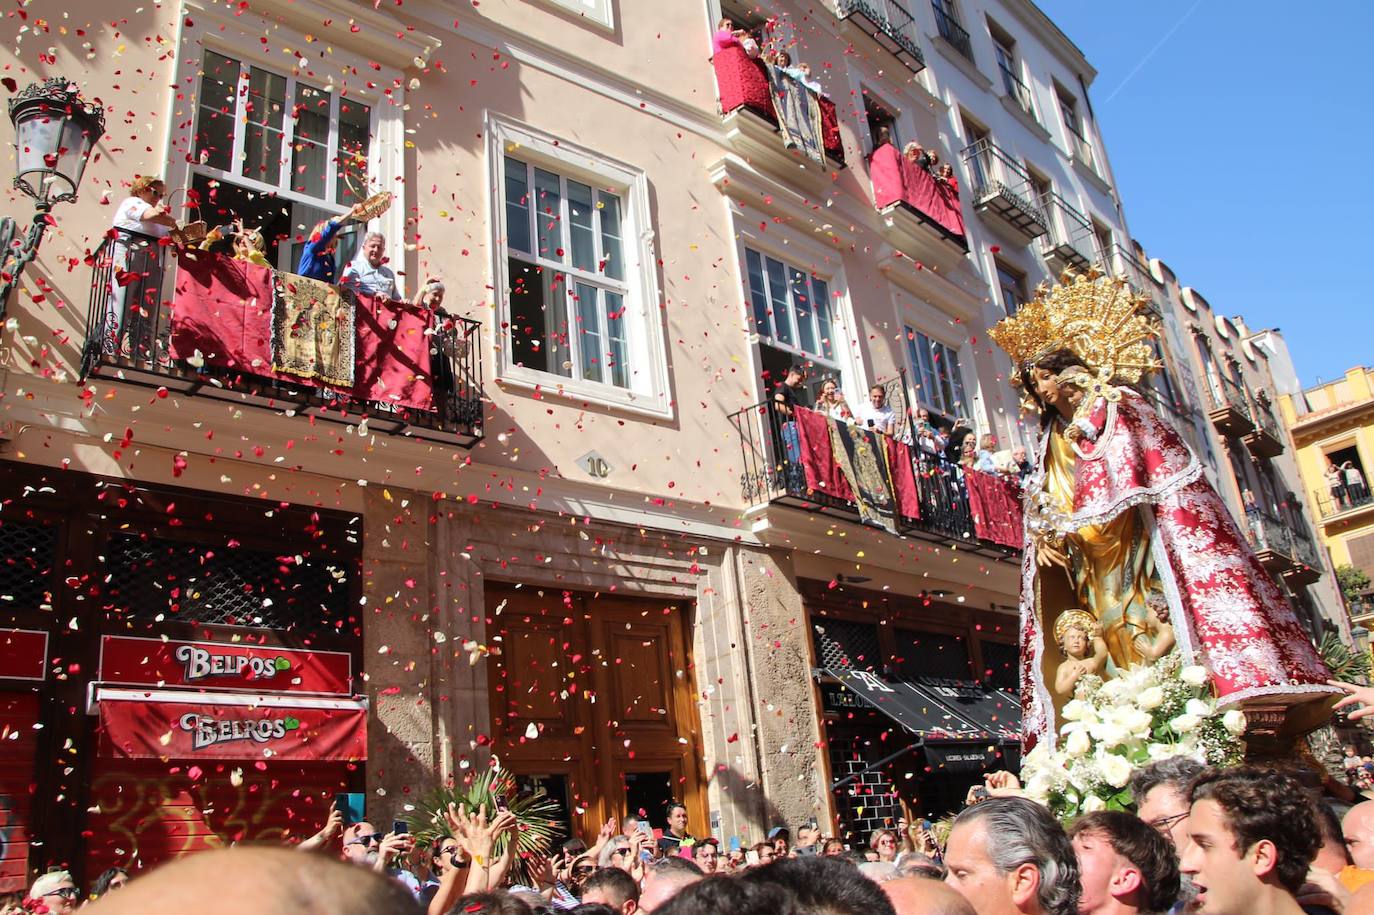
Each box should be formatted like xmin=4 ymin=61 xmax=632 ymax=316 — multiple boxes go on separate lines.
xmin=921 ymin=819 xmax=933 ymax=832
xmin=728 ymin=835 xmax=742 ymax=853
xmin=971 ymin=786 xmax=990 ymax=801
xmin=637 ymin=820 xmax=654 ymax=839
xmin=333 ymin=793 xmax=366 ymax=825
xmin=494 ymin=794 xmax=509 ymax=813
xmin=392 ymin=820 xmax=408 ymax=836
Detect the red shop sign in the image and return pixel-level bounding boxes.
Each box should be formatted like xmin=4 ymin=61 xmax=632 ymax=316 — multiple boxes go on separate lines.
xmin=99 ymin=636 xmax=352 ymax=695
xmin=1 ymin=628 xmax=48 ymax=681
xmin=98 ymin=688 xmax=367 ymax=762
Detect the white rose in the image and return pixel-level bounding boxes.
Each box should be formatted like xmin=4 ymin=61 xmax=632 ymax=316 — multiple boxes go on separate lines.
xmin=1136 ymin=686 xmax=1165 ymax=710
xmin=1184 ymin=698 xmax=1213 ymax=718
xmin=1222 ymin=709 xmax=1247 ymax=735
xmin=1024 ymin=775 xmax=1053 ymax=803
xmin=1089 ymin=720 xmax=1129 ymax=750
xmin=1118 ymin=707 xmax=1153 ymax=737
xmin=1066 ymin=729 xmax=1092 ymax=757
xmin=1061 ymin=699 xmax=1089 ymax=722
xmin=1082 ymin=794 xmax=1107 ymax=813
xmin=1097 ymin=753 xmax=1133 ymax=788
xmin=1181 ymin=665 xmax=1209 ymax=686
xmin=1170 ymin=713 xmax=1201 ymax=734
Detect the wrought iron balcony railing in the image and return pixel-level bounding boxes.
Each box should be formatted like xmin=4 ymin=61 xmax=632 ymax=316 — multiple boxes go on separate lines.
xmin=1038 ymin=192 xmax=1094 ymax=271
xmin=999 ymin=64 xmax=1036 ymax=121
xmin=961 ymin=138 xmax=1049 ymax=240
xmin=931 ymin=2 xmax=974 ymax=62
xmin=1313 ymin=485 xmax=1374 ymax=519
xmin=836 ymin=0 xmax=926 ymax=73
xmin=82 ymin=227 xmax=484 ymax=447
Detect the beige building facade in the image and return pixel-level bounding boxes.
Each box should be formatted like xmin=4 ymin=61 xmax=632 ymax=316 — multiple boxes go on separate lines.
xmin=0 ymin=0 xmax=1256 ymax=883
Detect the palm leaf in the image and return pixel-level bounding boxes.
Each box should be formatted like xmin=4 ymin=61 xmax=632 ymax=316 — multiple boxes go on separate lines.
xmin=1320 ymin=631 xmax=1372 ymax=684
xmin=406 ymin=765 xmax=562 ymax=886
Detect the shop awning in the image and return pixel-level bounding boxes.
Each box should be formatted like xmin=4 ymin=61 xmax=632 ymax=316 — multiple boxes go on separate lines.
xmin=93 ymin=685 xmax=367 ymax=762
xmin=908 ymin=678 xmax=1021 ymax=743
xmin=826 ymin=668 xmax=987 ymax=741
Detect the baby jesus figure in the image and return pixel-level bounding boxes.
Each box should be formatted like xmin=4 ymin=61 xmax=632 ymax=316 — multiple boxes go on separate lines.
xmin=1053 ymin=608 xmax=1108 ymax=699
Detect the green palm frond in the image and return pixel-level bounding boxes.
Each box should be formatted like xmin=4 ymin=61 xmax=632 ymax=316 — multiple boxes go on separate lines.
xmin=1320 ymin=631 xmax=1372 ymax=684
xmin=406 ymin=766 xmax=562 ymax=886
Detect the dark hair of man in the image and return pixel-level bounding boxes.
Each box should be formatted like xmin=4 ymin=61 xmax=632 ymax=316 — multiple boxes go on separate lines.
xmin=666 ymin=801 xmax=687 ymax=818
xmin=655 ymin=876 xmax=797 ymax=915
xmin=952 ymin=797 xmax=1080 ymax=915
xmin=581 ymin=867 xmax=640 ymax=907
xmin=447 ymin=891 xmax=534 ymax=915
xmin=568 ymin=905 xmax=617 ymax=915
xmin=1188 ymin=766 xmax=1320 ymax=894
xmin=1313 ymin=797 xmax=1351 ymax=866
xmin=1129 ymin=756 xmax=1205 ymax=808
xmin=1070 ymin=811 xmax=1181 ymax=913
xmin=650 ymin=855 xmax=704 ymax=879
xmin=741 ymin=855 xmax=898 ymax=915
xmin=750 ymin=841 xmax=773 ymax=857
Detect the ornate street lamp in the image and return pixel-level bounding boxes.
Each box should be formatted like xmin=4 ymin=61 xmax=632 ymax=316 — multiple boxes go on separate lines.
xmin=0 ymin=77 xmax=106 ymax=316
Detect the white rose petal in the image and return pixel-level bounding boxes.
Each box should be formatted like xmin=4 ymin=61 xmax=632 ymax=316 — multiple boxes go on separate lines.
xmin=1066 ymin=729 xmax=1092 ymax=757
xmin=1098 ymin=753 xmax=1133 ymax=788
xmin=1170 ymin=713 xmax=1201 ymax=734
xmin=1136 ymin=686 xmax=1165 ymax=710
xmin=1181 ymin=665 xmax=1209 ymax=686
xmin=1082 ymin=794 xmax=1107 ymax=813
xmin=1222 ymin=709 xmax=1247 ymax=736
xmin=1184 ymin=698 xmax=1213 ymax=718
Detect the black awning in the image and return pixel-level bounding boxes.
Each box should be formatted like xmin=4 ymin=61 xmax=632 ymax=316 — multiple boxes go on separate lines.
xmin=825 ymin=668 xmax=985 ymax=741
xmin=909 ymin=678 xmax=1021 ymax=742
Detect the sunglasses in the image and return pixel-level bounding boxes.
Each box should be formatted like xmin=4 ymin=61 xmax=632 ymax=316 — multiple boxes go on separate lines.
xmin=347 ymin=833 xmax=384 ymax=846
xmin=572 ymin=866 xmax=597 ymax=877
xmin=44 ymin=888 xmax=79 ymax=901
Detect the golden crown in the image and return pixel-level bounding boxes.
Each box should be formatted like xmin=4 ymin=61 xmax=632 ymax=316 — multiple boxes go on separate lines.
xmin=1053 ymin=608 xmax=1097 ymax=646
xmin=988 ymin=268 xmax=1161 ymax=386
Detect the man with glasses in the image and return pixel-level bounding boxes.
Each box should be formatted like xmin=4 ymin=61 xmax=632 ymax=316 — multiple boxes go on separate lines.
xmin=342 ymin=820 xmax=420 ymax=896
xmin=1130 ymin=757 xmax=1204 ymax=847
xmin=692 ymin=838 xmax=720 ymax=873
xmin=27 ymin=871 xmax=79 ymax=915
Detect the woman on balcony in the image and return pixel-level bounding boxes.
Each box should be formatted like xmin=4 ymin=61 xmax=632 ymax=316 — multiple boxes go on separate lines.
xmin=816 ymin=378 xmax=852 ymax=422
xmin=105 ymin=175 xmax=181 ymax=357
xmin=1345 ymin=461 xmax=1368 ymax=505
xmin=1327 ymin=460 xmax=1348 ymax=510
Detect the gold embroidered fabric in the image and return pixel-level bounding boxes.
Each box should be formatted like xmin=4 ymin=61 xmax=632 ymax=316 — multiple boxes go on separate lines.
xmin=827 ymin=417 xmax=898 ymax=534
xmin=272 ymin=273 xmax=356 ymax=387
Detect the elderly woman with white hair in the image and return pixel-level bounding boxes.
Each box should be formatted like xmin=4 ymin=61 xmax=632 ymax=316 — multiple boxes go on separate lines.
xmin=27 ymin=870 xmax=80 ymax=915
xmin=340 ymin=230 xmax=399 ymax=299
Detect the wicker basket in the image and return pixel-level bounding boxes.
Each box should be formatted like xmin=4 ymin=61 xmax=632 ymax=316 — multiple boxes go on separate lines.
xmin=354 ymin=191 xmax=393 ymax=221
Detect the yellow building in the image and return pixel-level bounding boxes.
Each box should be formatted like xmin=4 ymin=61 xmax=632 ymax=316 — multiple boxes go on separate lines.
xmin=1279 ymin=367 xmax=1374 ymax=624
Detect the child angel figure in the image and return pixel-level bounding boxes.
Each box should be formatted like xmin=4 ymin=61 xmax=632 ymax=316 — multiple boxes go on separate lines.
xmin=1053 ymin=608 xmax=1109 ymax=699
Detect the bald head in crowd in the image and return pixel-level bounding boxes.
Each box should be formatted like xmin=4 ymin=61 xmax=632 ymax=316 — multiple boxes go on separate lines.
xmin=1345 ymin=801 xmax=1374 ymax=869
xmin=88 ymin=846 xmax=421 ymax=915
xmin=884 ymin=875 xmax=979 ymax=915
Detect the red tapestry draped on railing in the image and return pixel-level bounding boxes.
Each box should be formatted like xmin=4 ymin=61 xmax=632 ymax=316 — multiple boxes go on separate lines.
xmin=869 ymin=142 xmax=966 ymax=242
xmin=711 ymin=46 xmax=845 ymax=164
xmin=965 ymin=469 xmax=1024 ymax=548
xmin=791 ymin=407 xmax=921 ymax=521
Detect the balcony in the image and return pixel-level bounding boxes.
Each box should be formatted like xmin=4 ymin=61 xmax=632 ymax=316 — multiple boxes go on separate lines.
xmin=1099 ymin=243 xmax=1162 ymax=313
xmin=931 ymin=3 xmax=974 ymax=63
xmin=869 ymin=141 xmax=968 ymax=263
xmin=1038 ymin=192 xmax=1094 ymax=273
xmin=1242 ymin=399 xmax=1285 ymax=458
xmin=1204 ymin=376 xmax=1254 ymax=437
xmin=1285 ymin=525 xmax=1323 ymax=586
xmin=961 ymin=139 xmax=1049 ymax=241
xmin=835 ymin=0 xmax=925 ymax=74
xmin=1313 ymin=484 xmax=1374 ymax=522
xmin=729 ymin=399 xmax=1019 ymax=556
xmin=82 ymin=228 xmax=484 ymax=447
xmin=1245 ymin=511 xmax=1299 ymax=577
xmin=998 ymin=64 xmax=1038 ymax=124
xmin=712 ymin=42 xmax=845 ymax=188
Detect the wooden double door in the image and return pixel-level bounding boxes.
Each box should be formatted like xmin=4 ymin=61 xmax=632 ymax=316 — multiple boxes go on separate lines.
xmin=487 ymin=586 xmax=707 ymax=842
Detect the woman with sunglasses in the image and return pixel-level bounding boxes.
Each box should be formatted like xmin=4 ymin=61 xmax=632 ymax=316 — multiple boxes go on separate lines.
xmin=420 ymin=836 xmax=468 ymax=907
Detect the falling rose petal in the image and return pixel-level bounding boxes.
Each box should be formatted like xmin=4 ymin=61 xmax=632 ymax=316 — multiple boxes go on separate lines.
xmin=524 ymin=722 xmax=539 ymax=740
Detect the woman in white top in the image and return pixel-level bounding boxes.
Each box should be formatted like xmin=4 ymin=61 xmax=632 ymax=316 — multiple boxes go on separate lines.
xmin=106 ymin=176 xmax=179 ymax=357
xmin=816 ymin=378 xmax=852 ymax=422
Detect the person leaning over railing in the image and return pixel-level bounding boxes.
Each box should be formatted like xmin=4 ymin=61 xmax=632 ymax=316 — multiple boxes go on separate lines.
xmin=105 ymin=175 xmax=180 ymax=357
xmin=296 ymin=201 xmax=369 ymax=284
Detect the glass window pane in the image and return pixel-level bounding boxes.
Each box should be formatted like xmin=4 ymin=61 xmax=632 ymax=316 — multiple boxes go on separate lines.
xmin=605 ymin=291 xmax=628 ymax=389
xmin=195 ymin=50 xmax=239 ymax=172
xmin=789 ymin=268 xmax=816 ymax=355
xmin=241 ymin=67 xmax=285 ymax=183
xmin=914 ymin=332 xmax=941 ymax=413
xmin=291 ymin=83 xmax=330 ymax=199
xmin=946 ymin=345 xmax=967 ymax=414
xmin=597 ymin=192 xmax=623 ymax=280
xmin=575 ymin=281 xmax=602 ymax=383
xmin=335 ymin=98 xmax=372 ymax=206
xmin=504 ymin=157 xmax=532 ymax=255
xmin=534 ymin=168 xmax=563 ymax=261
xmin=744 ymin=248 xmax=771 ymax=336
xmin=509 ymin=256 xmax=571 ymax=379
xmin=812 ymin=278 xmax=832 ymax=361
xmin=567 ymin=180 xmax=596 ymax=273
xmin=764 ymin=256 xmax=793 ymax=346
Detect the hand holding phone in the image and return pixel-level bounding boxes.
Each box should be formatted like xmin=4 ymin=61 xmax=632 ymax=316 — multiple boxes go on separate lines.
xmin=392 ymin=819 xmax=408 ymax=836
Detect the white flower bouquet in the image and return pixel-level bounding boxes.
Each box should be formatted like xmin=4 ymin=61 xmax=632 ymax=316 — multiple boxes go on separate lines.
xmin=1020 ymin=653 xmax=1245 ymax=821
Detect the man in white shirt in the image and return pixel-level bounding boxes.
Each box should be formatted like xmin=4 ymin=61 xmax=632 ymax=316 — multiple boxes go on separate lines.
xmin=855 ymin=384 xmax=896 ymax=435
xmin=340 ymin=231 xmax=400 ymax=299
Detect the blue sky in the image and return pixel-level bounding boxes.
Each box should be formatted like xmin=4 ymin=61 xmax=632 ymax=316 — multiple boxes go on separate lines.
xmin=1035 ymin=1 xmax=1373 ymax=388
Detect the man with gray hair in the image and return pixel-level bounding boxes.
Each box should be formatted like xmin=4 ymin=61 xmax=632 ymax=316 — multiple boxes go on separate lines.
xmin=1130 ymin=756 xmax=1204 ymax=846
xmin=943 ymin=797 xmax=1081 ymax=915
xmin=340 ymin=230 xmax=399 ymax=299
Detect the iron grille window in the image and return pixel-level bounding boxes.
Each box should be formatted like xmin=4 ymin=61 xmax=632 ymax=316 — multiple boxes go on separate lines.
xmin=892 ymin=629 xmax=970 ymax=680
xmin=104 ymin=533 xmax=354 ymax=633
xmin=980 ymin=640 xmax=1019 ymax=691
xmin=0 ymin=520 xmax=57 ymax=611
xmin=813 ymin=619 xmax=881 ymax=671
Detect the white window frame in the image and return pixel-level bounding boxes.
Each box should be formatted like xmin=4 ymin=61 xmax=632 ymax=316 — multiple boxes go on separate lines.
xmin=741 ymin=246 xmax=837 ymax=372
xmin=904 ymin=325 xmax=970 ymax=421
xmin=171 ymin=9 xmax=406 ymax=279
xmin=486 ymin=113 xmax=670 ymax=419
xmin=537 ymin=0 xmax=614 ymax=30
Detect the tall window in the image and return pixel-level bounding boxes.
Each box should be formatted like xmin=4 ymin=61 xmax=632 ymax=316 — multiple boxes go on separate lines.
xmin=504 ymin=155 xmax=630 ymax=389
xmin=864 ymin=92 xmax=899 ymax=153
xmin=996 ymin=262 xmax=1027 ymax=317
xmin=192 ymin=49 xmax=375 ymax=270
xmin=743 ymin=247 xmax=835 ymax=367
xmin=989 ymin=22 xmax=1031 ymax=117
xmin=1056 ymin=83 xmax=1091 ymax=166
xmin=961 ymin=116 xmax=991 ymax=191
xmin=1092 ymin=222 xmax=1113 ymax=262
xmin=905 ymin=328 xmax=967 ymax=420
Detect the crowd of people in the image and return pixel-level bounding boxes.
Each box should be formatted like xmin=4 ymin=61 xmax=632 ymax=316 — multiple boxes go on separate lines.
xmin=712 ymin=19 xmax=826 ymax=97
xmin=22 ymin=735 xmax=1374 ymax=915
xmin=775 ymin=363 xmax=1032 ymax=486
